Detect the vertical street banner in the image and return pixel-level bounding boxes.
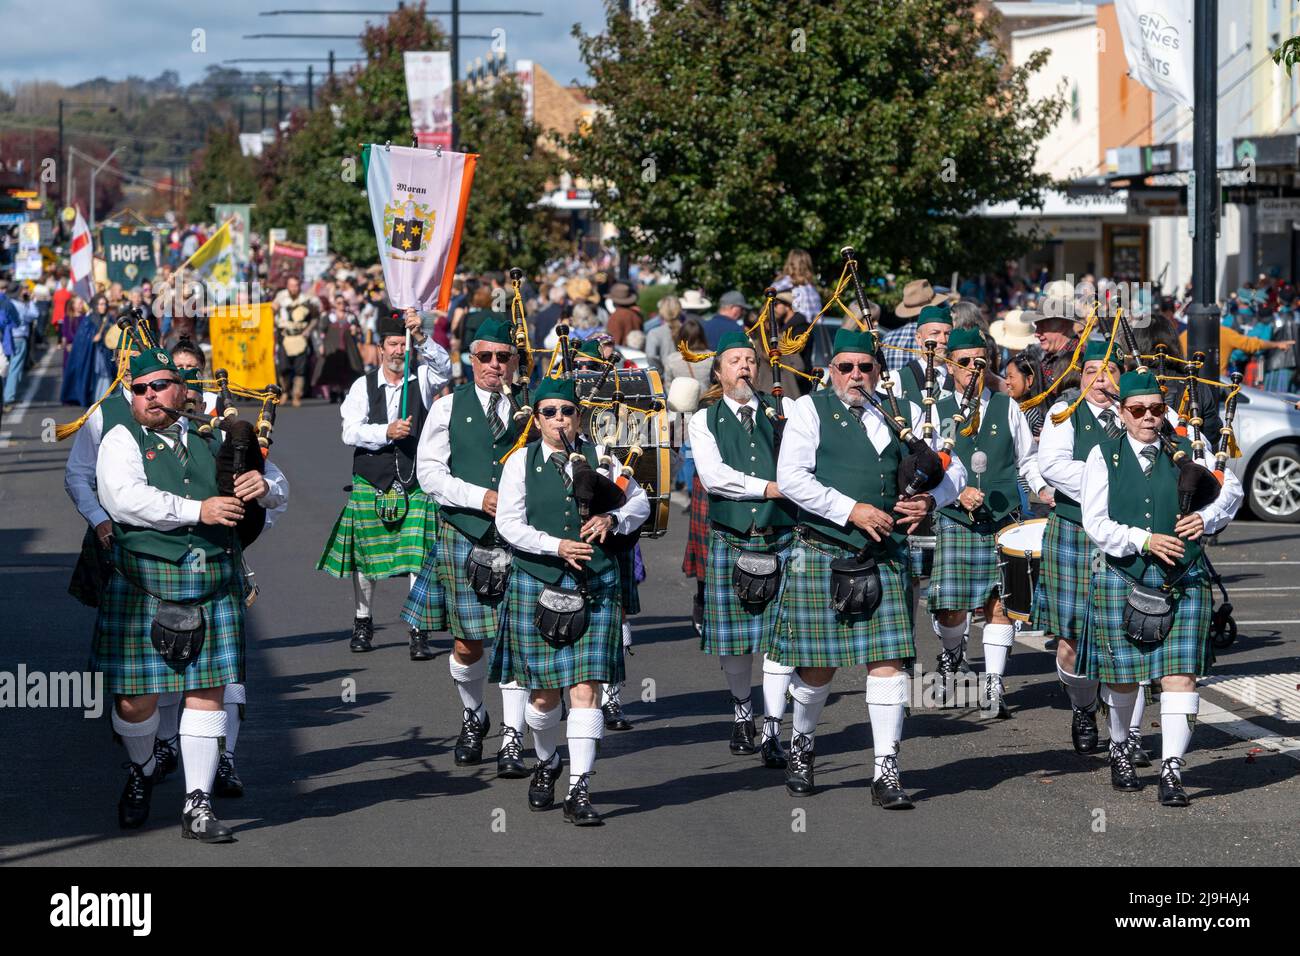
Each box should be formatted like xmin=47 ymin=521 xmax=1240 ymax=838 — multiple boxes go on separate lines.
xmin=404 ymin=51 xmax=453 ymax=150
xmin=516 ymin=59 xmax=535 ymax=124
xmin=364 ymin=143 xmax=477 ymax=311
xmin=209 ymin=301 xmax=277 ymax=390
xmin=268 ymin=239 xmax=306 ymax=288
xmin=1116 ymin=0 xmax=1194 ymax=108
xmin=69 ymin=210 xmax=94 ymax=300
xmin=212 ymin=203 xmax=253 ymax=269
xmin=101 ymin=225 xmax=157 ymax=285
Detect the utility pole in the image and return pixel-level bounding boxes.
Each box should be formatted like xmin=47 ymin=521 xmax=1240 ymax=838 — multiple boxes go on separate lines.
xmin=617 ymin=0 xmax=631 ymax=282
xmin=1187 ymin=0 xmax=1220 ymax=376
xmin=307 ymin=65 xmax=314 ymax=109
xmin=451 ymin=0 xmax=460 ymax=150
xmin=276 ymin=80 xmax=284 ymax=132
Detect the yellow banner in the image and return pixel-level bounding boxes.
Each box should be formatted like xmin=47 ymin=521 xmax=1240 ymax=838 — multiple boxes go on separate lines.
xmin=209 ymin=302 xmax=277 ymax=390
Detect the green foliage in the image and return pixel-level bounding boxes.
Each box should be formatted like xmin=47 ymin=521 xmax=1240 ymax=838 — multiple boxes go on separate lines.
xmin=1274 ymin=36 xmax=1300 ymax=77
xmin=568 ymin=0 xmax=1065 ymax=296
xmin=186 ymin=123 xmax=258 ymax=223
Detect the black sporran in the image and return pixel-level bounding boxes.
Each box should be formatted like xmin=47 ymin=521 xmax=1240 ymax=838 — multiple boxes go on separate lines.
xmin=534 ymin=584 xmax=589 ymax=649
xmin=731 ymin=550 xmax=780 ymax=607
xmin=829 ymin=553 xmax=883 ymax=617
xmin=150 ymin=601 xmax=207 ymax=672
xmin=465 ymin=545 xmax=512 ymax=601
xmin=1122 ymin=583 xmax=1175 ymax=647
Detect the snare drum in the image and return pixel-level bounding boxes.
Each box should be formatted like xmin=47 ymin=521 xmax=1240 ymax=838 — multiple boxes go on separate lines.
xmin=907 ymin=512 xmax=937 ymax=579
xmin=995 ymin=519 xmax=1047 ymax=623
xmin=573 ymin=368 xmax=671 ymax=537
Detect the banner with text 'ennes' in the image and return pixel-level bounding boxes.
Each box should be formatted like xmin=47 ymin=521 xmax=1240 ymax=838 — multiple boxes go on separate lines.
xmin=209 ymin=302 xmax=276 ymax=391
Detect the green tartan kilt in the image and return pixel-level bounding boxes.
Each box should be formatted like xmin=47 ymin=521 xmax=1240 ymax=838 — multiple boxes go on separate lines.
xmin=491 ymin=562 xmax=624 ymax=689
xmin=702 ymin=526 xmax=794 ymax=657
xmin=769 ymin=529 xmax=915 ymax=669
xmin=1033 ymin=513 xmax=1093 ymax=638
xmin=91 ymin=545 xmax=244 ymax=695
xmin=926 ymin=514 xmax=1008 ymax=613
xmin=316 ymin=477 xmax=437 ymax=579
xmin=436 ymin=519 xmax=506 ymax=644
xmin=398 ymin=530 xmax=448 ymax=633
xmin=1079 ymin=561 xmax=1213 ymax=683
xmin=616 ymin=547 xmax=641 ymax=616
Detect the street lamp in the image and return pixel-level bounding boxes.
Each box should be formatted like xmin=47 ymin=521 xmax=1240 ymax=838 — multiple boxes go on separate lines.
xmin=89 ymin=146 xmax=126 ymax=231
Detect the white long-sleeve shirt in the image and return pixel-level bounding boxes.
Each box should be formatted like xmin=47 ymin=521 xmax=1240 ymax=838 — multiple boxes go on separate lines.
xmin=967 ymin=388 xmax=1045 ymax=495
xmin=688 ymin=393 xmax=771 ymax=500
xmin=1080 ymin=434 xmax=1243 ymax=557
xmin=340 ymin=338 xmax=452 ymax=450
xmin=417 ymin=383 xmax=512 ymax=511
xmin=97 ymin=417 xmax=289 ymax=530
xmin=1038 ymin=398 xmax=1179 ymax=501
xmin=495 ymin=439 xmax=651 ymax=558
xmin=777 ymin=391 xmax=966 ymax=527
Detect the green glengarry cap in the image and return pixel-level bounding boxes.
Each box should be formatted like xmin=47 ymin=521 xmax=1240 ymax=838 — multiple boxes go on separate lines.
xmin=1119 ymin=369 xmax=1162 ymax=401
xmin=1082 ymin=338 xmax=1120 ymax=367
xmin=533 ymin=376 xmax=578 ymax=405
xmin=716 ymin=330 xmax=755 ymax=355
xmin=945 ymin=326 xmax=986 ymax=353
xmin=471 ymin=317 xmax=514 ymax=347
xmin=916 ymin=304 xmax=953 ymax=327
xmin=576 ymin=337 xmax=604 ymax=358
xmin=129 ymin=348 xmax=178 ymax=381
xmin=180 ymin=368 xmax=201 ymax=388
xmin=831 ymin=327 xmax=878 ymax=357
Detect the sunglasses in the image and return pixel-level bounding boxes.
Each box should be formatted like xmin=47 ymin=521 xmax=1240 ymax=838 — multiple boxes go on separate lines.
xmin=131 ymin=379 xmax=182 ymax=395
xmin=1123 ymin=402 xmax=1166 ymax=419
xmin=538 ymin=404 xmax=578 ymax=419
xmin=473 ymin=350 xmax=514 ymax=365
xmin=833 ymin=361 xmax=875 ymax=375
xmin=954 ymin=357 xmax=985 ymax=368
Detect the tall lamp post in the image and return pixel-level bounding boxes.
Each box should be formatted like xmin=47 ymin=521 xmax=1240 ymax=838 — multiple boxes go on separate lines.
xmin=1186 ymin=0 xmax=1220 ymax=376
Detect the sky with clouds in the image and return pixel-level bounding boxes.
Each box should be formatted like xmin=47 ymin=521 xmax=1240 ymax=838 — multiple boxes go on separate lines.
xmin=0 ymin=0 xmax=611 ymax=90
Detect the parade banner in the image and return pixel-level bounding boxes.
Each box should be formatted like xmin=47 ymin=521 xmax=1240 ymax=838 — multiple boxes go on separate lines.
xmin=404 ymin=51 xmax=453 ymax=150
xmin=209 ymin=301 xmax=277 ymax=390
xmin=101 ymin=225 xmax=157 ymax=286
xmin=268 ymin=239 xmax=306 ymax=288
xmin=69 ymin=210 xmax=94 ymax=300
xmin=183 ymin=219 xmax=236 ymax=287
xmin=212 ymin=203 xmax=252 ymax=267
xmin=364 ymin=143 xmax=477 ymax=311
xmin=1116 ymin=0 xmax=1194 ymax=109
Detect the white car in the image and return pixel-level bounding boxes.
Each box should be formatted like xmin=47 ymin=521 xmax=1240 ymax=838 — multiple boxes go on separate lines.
xmin=1227 ymin=384 xmax=1300 ymax=522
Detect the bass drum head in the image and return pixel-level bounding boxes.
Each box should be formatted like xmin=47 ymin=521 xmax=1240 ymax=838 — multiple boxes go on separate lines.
xmin=995 ymin=517 xmax=1048 ymax=558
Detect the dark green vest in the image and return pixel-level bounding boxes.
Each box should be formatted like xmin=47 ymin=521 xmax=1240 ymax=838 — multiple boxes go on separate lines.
xmin=704 ymin=394 xmax=797 ymax=535
xmin=1102 ymin=435 xmax=1202 ymax=579
xmin=937 ymin=390 xmax=1019 ymax=527
xmin=1054 ymin=401 xmax=1110 ymax=524
xmin=514 ymin=441 xmax=616 ymax=585
xmin=440 ymin=383 xmax=524 ymax=542
xmin=896 ymin=362 xmax=951 ymax=416
xmin=100 ymin=389 xmax=133 ymax=433
xmin=111 ymin=419 xmax=228 ymax=562
xmin=800 ymin=390 xmax=905 ymax=551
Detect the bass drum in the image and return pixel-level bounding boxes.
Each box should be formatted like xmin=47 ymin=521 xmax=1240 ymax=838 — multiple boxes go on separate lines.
xmin=573 ymin=368 xmax=671 ymax=537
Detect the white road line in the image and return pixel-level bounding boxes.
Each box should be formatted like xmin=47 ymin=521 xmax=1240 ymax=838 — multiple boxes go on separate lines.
xmin=1232 ymin=619 xmax=1300 ymax=625
xmin=1214 ymin=561 xmax=1300 ymax=566
xmin=1223 ymin=586 xmax=1300 ymax=592
xmin=0 ymin=346 xmax=58 ymax=446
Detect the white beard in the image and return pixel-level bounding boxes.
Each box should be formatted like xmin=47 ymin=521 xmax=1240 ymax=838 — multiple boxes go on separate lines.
xmin=726 ymin=381 xmax=754 ymax=404
xmin=834 ymin=383 xmax=867 ymax=407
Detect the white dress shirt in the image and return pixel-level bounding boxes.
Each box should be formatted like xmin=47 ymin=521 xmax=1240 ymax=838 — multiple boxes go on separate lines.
xmin=1080 ymin=434 xmax=1243 ymax=557
xmin=688 ymin=393 xmax=771 ymax=500
xmin=417 ymin=384 xmax=513 ymax=510
xmin=340 ymin=338 xmax=452 ymax=450
xmin=777 ymin=390 xmax=967 ymax=527
xmin=495 ymin=439 xmax=651 ymax=557
xmin=969 ymin=388 xmax=1046 ymax=495
xmin=1038 ymin=398 xmax=1180 ymax=501
xmin=97 ymin=417 xmax=289 ymax=530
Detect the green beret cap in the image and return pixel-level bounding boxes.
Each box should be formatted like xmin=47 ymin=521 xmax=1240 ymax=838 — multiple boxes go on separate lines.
xmin=129 ymin=348 xmax=178 ymax=380
xmin=533 ymin=377 xmax=578 ymax=405
xmin=831 ymin=327 xmax=879 ymax=357
xmin=1082 ymin=338 xmax=1121 ymax=367
xmin=1119 ymin=369 xmax=1162 ymax=401
xmin=472 ymin=317 xmax=514 ymax=347
xmin=917 ymin=304 xmax=953 ymax=326
xmin=716 ymin=330 xmax=755 ymax=355
xmin=945 ymin=326 xmax=987 ymax=353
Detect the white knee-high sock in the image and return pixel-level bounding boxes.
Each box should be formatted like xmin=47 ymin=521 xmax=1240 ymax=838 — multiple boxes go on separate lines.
xmin=866 ymin=674 xmax=909 ymax=779
xmin=112 ymin=708 xmax=159 ymax=774
xmin=155 ymin=692 xmax=182 ymax=743
xmin=1056 ymin=660 xmax=1100 ymax=711
xmin=982 ymin=623 xmax=1015 ymax=676
xmin=936 ymin=621 xmax=966 ymax=653
xmin=353 ymin=571 xmax=375 ymax=618
xmin=761 ymin=655 xmax=793 ymax=736
xmin=719 ymin=654 xmax=754 ymax=720
xmin=222 ymin=683 xmax=246 ymax=758
xmin=525 ymin=701 xmax=562 ymax=765
xmin=621 ymin=620 xmax=632 ymax=649
xmin=179 ymin=708 xmax=227 ymax=801
xmin=1160 ymin=691 xmax=1199 ymax=777
xmin=498 ymin=681 xmax=528 ymax=750
xmin=1100 ymin=686 xmax=1138 ymax=747
xmin=409 ymin=572 xmax=417 ymax=592
xmin=789 ymin=672 xmax=831 ymax=745
xmin=1131 ymin=680 xmax=1150 ymax=733
xmin=566 ymin=707 xmax=604 ymax=791
xmin=449 ymin=654 xmax=487 ymax=718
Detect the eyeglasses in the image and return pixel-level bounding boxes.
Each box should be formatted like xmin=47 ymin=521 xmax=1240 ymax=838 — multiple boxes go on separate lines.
xmin=833 ymin=361 xmax=875 ymax=375
xmin=130 ymin=379 xmax=182 ymax=395
xmin=1123 ymin=402 xmax=1166 ymax=419
xmin=473 ymin=350 xmax=514 ymax=365
xmin=538 ymin=404 xmax=578 ymax=419
xmin=955 ymin=357 xmax=987 ymax=368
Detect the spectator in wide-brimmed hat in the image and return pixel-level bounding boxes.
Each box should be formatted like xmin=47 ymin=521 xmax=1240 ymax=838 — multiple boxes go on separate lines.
xmin=604 ymin=281 xmax=642 ymax=345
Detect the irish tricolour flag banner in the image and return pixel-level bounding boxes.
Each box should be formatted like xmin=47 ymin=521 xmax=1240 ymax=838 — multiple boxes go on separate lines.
xmin=364 ymin=144 xmax=477 ymax=311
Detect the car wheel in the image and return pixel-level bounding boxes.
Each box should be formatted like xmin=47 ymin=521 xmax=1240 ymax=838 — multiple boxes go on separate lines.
xmin=1248 ymin=444 xmax=1300 ymax=522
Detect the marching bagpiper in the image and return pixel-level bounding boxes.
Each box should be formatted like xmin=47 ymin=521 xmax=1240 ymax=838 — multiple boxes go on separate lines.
xmin=317 ymin=309 xmax=451 ymax=659
xmin=774 ymin=327 xmax=966 ymax=807
xmin=413 ymin=317 xmax=531 ymax=775
xmin=492 ymin=377 xmax=650 ymax=825
xmin=688 ymin=331 xmax=798 ymax=767
xmin=896 ymin=303 xmax=956 ymax=409
xmin=1078 ymin=370 xmax=1242 ymax=806
xmin=927 ymin=326 xmax=1047 ymax=718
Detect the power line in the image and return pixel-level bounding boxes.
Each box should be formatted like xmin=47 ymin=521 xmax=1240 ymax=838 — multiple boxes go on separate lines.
xmin=259 ymin=7 xmax=542 ymax=14
xmin=223 ymin=57 xmax=365 ymax=63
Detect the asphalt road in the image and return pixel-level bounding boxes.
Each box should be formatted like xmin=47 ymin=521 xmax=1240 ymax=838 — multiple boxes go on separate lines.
xmin=3 ymin=349 xmax=1298 ymax=866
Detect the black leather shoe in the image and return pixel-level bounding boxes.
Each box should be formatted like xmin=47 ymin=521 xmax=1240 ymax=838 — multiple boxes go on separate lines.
xmin=785 ymin=733 xmax=815 ymax=795
xmin=118 ymin=761 xmax=153 ymax=829
xmin=1109 ymin=742 xmax=1142 ymax=792
xmin=213 ymin=752 xmax=244 ymax=798
xmin=602 ymin=685 xmax=632 ymax=731
xmin=935 ymin=647 xmax=964 ymax=705
xmin=729 ymin=698 xmax=757 ymax=754
xmin=181 ymin=790 xmax=235 ymax=843
xmin=982 ymin=674 xmax=1012 ymax=719
xmin=1128 ymin=730 xmax=1152 ymax=768
xmin=1158 ymin=757 xmax=1189 ymax=807
xmin=409 ymin=628 xmax=436 ymax=661
xmin=870 ymin=754 xmax=914 ymax=810
xmin=350 ymin=616 xmax=374 ymax=653
xmin=1071 ymin=705 xmax=1102 ymax=754
xmin=496 ymin=727 xmax=529 ymax=779
xmin=563 ymin=774 xmax=603 ymax=826
xmin=760 ymin=719 xmax=787 ymax=768
xmin=151 ymin=737 xmax=178 ymax=785
xmin=528 ymin=756 xmax=563 ymax=810
xmin=453 ymin=708 xmax=491 ymax=765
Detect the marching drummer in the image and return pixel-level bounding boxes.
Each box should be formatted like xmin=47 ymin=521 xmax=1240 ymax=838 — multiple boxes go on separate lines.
xmin=1076 ymin=370 xmax=1242 ymax=805
xmin=927 ymin=326 xmax=1047 ymax=718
